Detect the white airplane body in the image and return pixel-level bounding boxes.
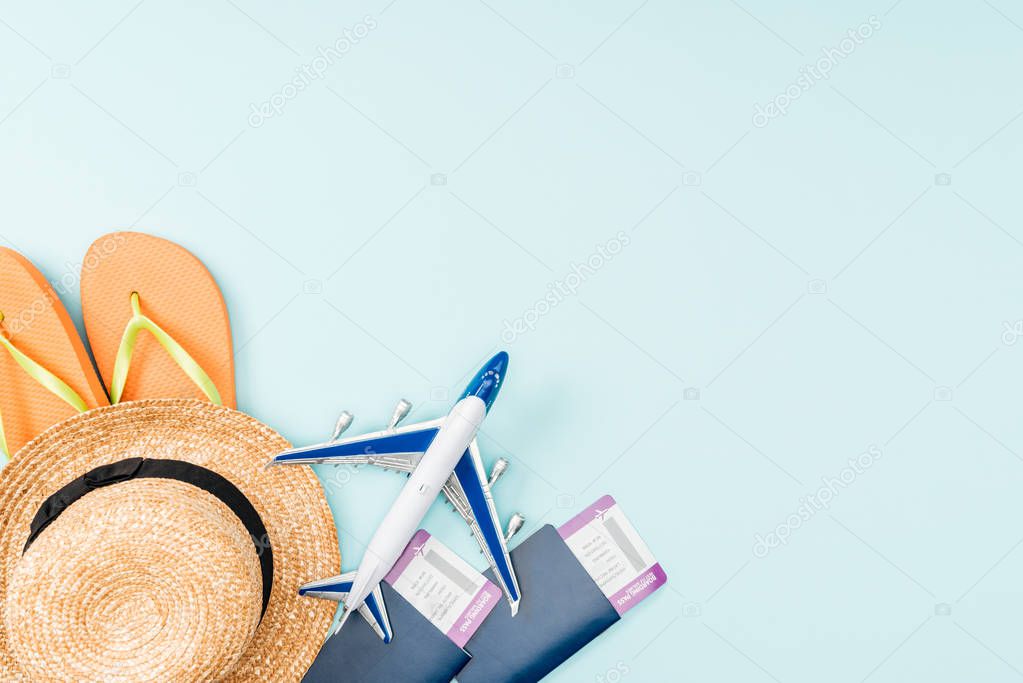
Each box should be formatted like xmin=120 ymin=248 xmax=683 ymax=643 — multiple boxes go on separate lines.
xmin=269 ymin=352 xmax=522 ymax=643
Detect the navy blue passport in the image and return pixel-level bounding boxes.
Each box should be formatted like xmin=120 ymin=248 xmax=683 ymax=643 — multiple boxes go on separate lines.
xmin=303 ymin=581 xmax=470 ymax=683
xmin=456 ymin=524 xmax=621 ymax=683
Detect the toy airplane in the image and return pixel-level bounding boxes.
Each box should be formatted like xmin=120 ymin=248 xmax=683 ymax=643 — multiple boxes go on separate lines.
xmin=269 ymin=351 xmax=524 ymax=643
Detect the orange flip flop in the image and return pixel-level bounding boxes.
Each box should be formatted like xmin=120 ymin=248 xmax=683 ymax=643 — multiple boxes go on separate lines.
xmin=0 ymin=248 xmax=109 ymax=461
xmin=80 ymin=232 xmax=236 ymax=409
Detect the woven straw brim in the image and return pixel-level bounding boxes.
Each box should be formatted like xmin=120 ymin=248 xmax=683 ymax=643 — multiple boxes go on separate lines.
xmin=0 ymin=399 xmax=340 ymax=682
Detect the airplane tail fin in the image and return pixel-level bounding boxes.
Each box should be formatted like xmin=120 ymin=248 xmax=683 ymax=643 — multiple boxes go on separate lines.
xmin=359 ymin=584 xmax=393 ymax=643
xmin=300 ymin=572 xmax=393 ymax=643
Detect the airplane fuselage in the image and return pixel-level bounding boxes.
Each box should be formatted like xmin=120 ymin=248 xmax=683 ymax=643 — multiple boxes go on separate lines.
xmin=340 ymin=395 xmax=487 ymax=621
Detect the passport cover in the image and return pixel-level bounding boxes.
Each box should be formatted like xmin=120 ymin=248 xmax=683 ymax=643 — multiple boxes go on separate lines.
xmin=456 ymin=524 xmax=621 ymax=683
xmin=303 ymin=581 xmax=470 ymax=683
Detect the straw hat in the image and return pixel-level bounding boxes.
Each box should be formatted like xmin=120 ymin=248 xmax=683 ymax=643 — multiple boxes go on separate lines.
xmin=0 ymin=398 xmax=340 ymax=682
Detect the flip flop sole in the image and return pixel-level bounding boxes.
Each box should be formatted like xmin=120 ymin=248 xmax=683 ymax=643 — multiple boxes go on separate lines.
xmin=81 ymin=232 xmax=236 ymax=408
xmin=0 ymin=248 xmax=108 ymax=455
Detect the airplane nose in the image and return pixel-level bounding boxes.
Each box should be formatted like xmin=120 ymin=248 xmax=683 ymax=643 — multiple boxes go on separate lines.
xmin=460 ymin=351 xmax=509 ymax=413
xmin=488 ymin=351 xmax=509 ymax=377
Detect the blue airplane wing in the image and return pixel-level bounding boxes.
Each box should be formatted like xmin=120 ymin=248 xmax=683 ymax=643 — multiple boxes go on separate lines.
xmin=444 ymin=443 xmax=522 ymax=614
xmin=271 ymin=421 xmax=442 ymax=471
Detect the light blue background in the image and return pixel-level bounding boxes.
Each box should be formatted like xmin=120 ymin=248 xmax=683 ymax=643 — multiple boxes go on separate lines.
xmin=3 ymin=1 xmax=1023 ymax=680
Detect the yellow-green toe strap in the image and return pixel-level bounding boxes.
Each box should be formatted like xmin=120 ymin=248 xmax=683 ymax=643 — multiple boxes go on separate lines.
xmin=0 ymin=314 xmax=90 ymax=462
xmin=109 ymin=292 xmax=222 ymax=406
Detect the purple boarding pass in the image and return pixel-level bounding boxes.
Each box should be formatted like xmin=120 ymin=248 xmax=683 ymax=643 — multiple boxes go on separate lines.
xmin=559 ymin=495 xmax=667 ymax=616
xmin=384 ymin=529 xmax=501 ymax=648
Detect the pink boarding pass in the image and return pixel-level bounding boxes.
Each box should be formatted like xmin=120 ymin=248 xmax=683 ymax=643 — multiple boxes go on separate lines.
xmin=384 ymin=529 xmax=501 ymax=648
xmin=559 ymin=494 xmax=668 ymax=616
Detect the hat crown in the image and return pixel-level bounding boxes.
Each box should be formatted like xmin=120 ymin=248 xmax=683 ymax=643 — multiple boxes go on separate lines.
xmin=6 ymin=479 xmax=263 ymax=681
